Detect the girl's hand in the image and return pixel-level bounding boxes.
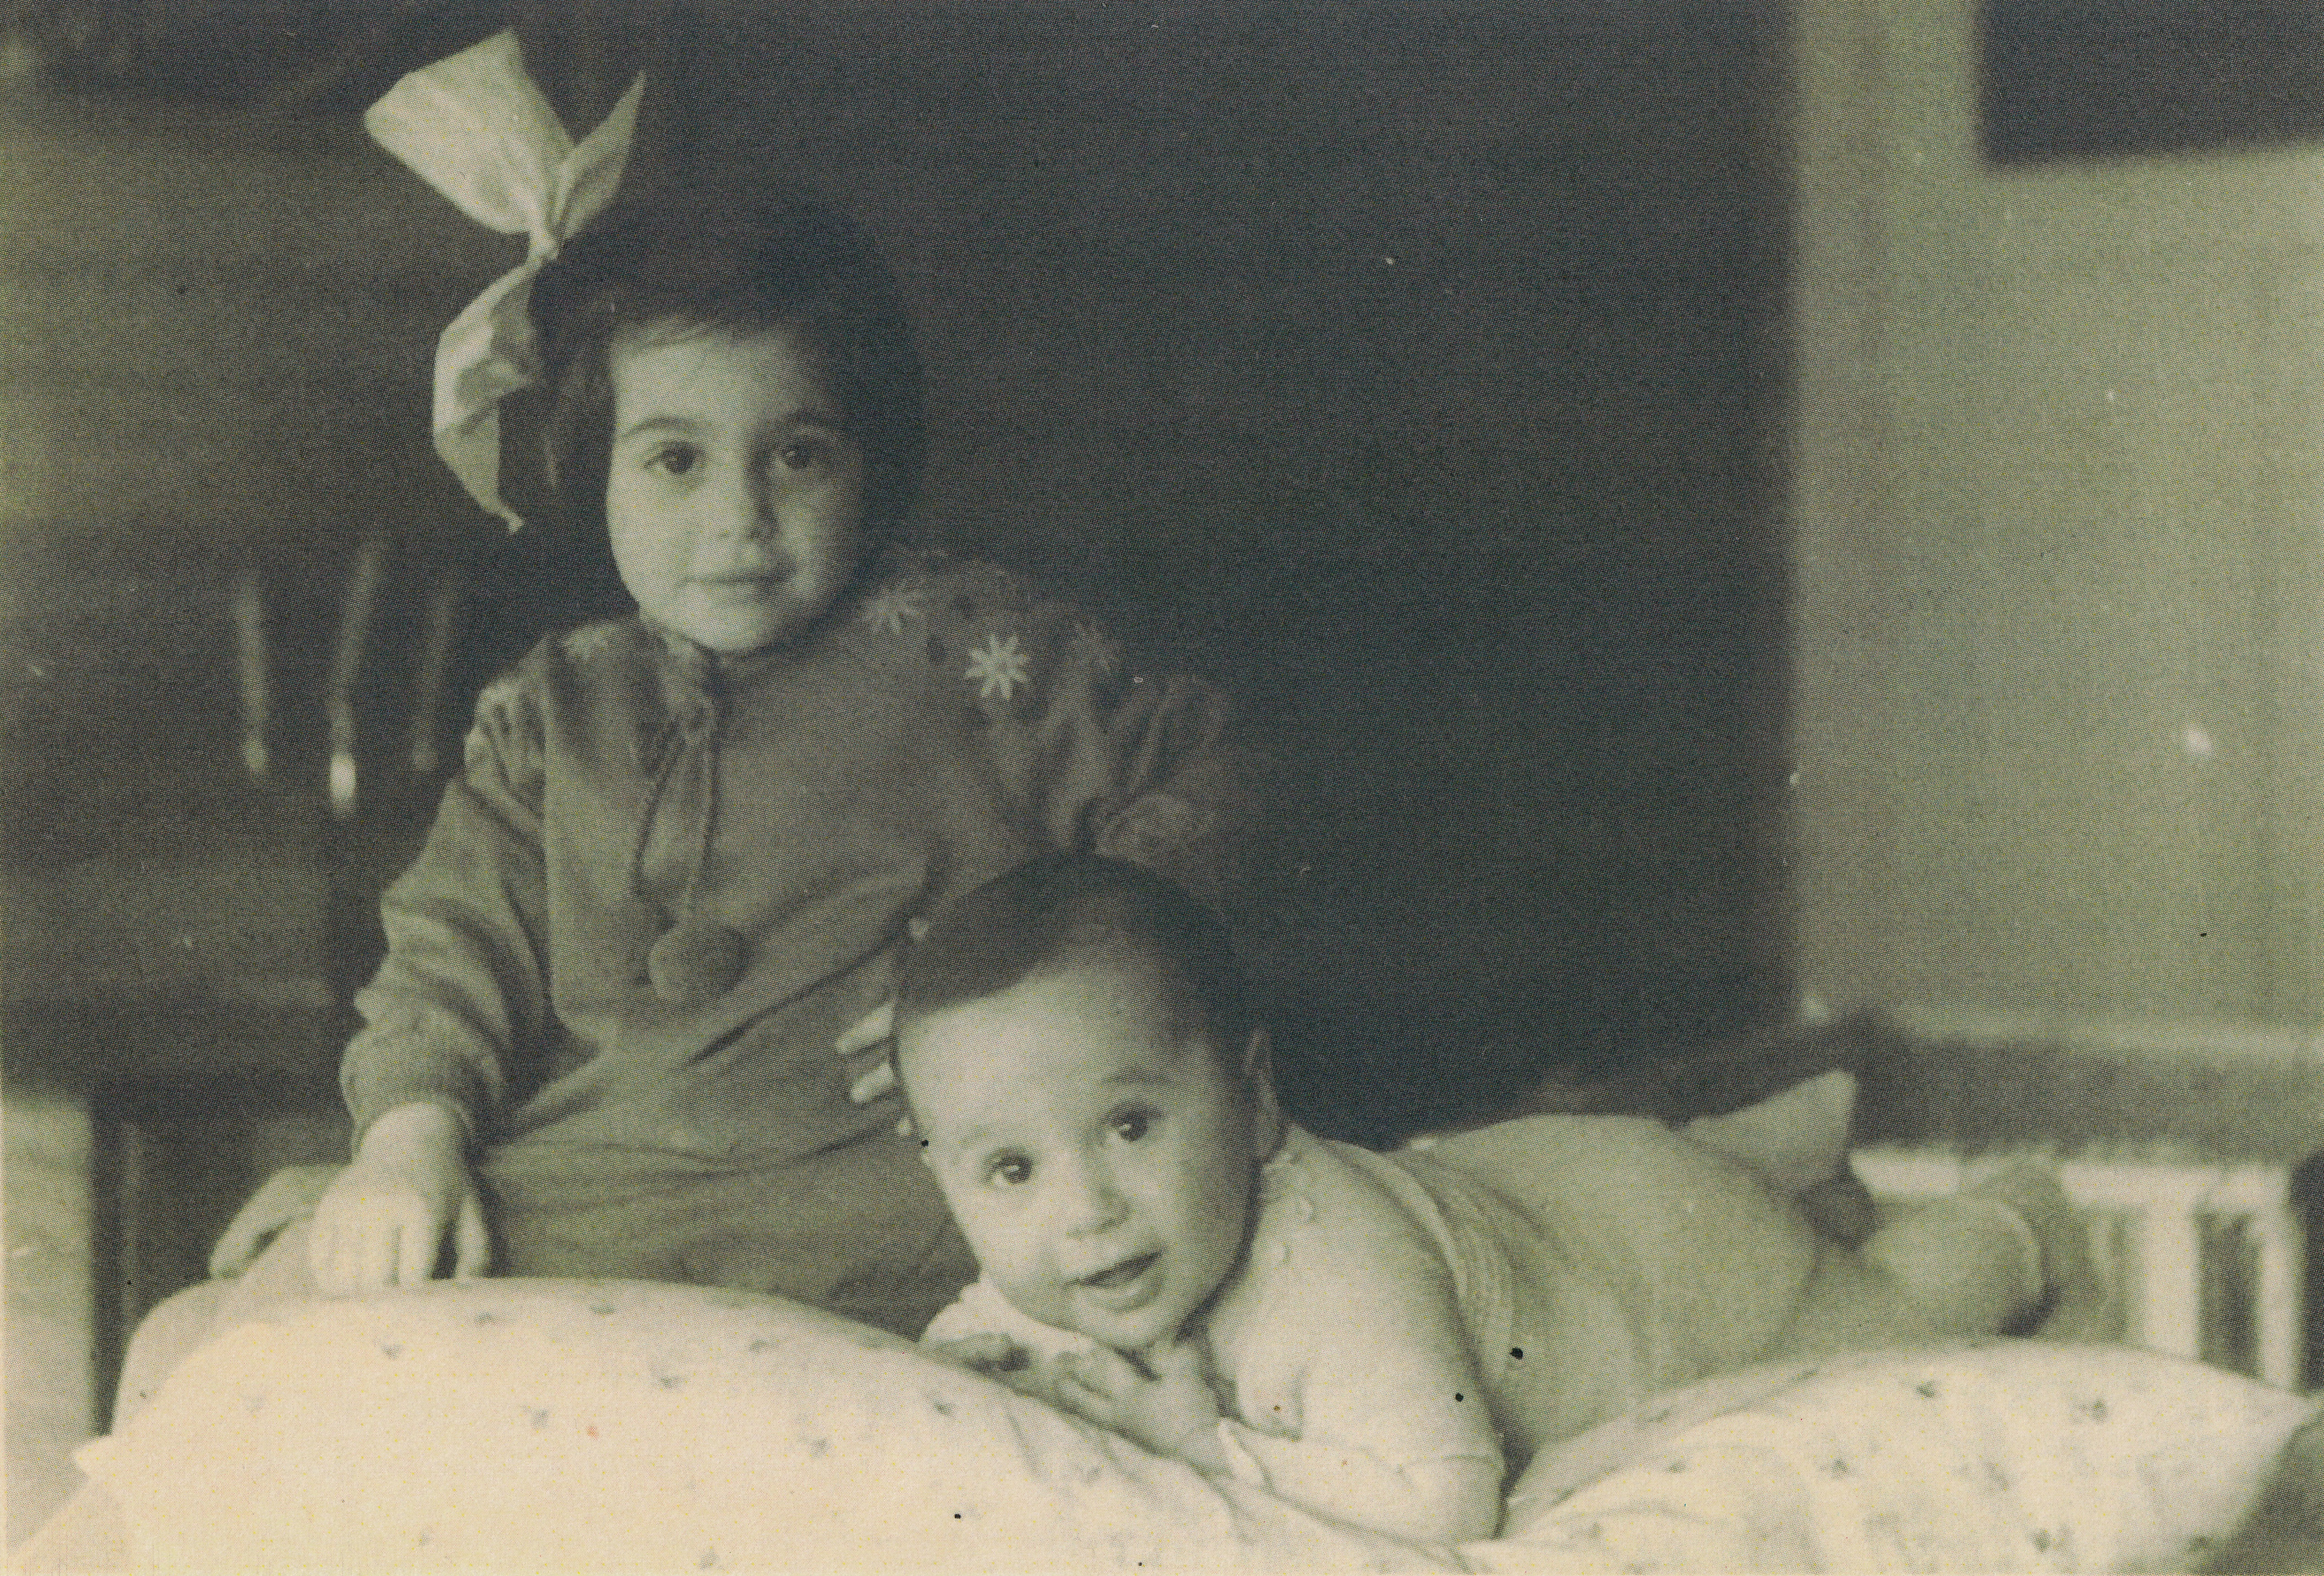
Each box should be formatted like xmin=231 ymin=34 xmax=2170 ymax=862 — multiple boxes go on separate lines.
xmin=836 ymin=999 xmax=899 ymax=1104
xmin=1055 ymin=1339 xmax=1228 ymax=1472
xmin=308 ymin=1101 xmax=490 ymax=1295
xmin=837 ymin=917 xmax=930 ymax=1105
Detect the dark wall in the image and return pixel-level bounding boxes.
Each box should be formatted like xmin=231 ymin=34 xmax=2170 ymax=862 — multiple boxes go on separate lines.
xmin=1 ymin=2 xmax=1795 ymax=1143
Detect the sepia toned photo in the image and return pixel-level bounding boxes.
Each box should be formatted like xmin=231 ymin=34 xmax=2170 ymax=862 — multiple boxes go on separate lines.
xmin=4 ymin=2 xmax=2322 ymax=1569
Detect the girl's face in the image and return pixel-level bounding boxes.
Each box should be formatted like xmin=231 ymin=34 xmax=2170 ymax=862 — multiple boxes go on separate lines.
xmin=604 ymin=324 xmax=868 ymax=654
xmin=902 ymin=958 xmax=1274 ymax=1355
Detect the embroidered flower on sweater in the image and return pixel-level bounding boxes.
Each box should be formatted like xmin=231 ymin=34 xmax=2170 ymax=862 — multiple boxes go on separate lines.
xmin=964 ymin=633 xmax=1031 ymax=701
xmin=860 ymin=584 xmax=925 ymax=635
xmin=560 ymin=622 xmax=627 ymax=660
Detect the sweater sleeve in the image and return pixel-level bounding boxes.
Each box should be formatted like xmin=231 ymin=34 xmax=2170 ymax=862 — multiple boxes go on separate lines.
xmin=1218 ymin=1233 xmax=1506 ymax=1544
xmin=942 ymin=561 xmax=1259 ymax=900
xmin=1213 ymin=1421 xmax=1505 ymax=1547
xmin=338 ymin=663 xmax=553 ymax=1143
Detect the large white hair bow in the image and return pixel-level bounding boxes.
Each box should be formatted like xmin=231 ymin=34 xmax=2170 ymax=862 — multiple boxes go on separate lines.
xmin=365 ymin=31 xmax=644 ymax=528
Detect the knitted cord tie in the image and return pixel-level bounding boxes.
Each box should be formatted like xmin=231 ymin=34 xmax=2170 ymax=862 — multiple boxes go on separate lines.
xmin=630 ymin=675 xmax=747 ymax=1006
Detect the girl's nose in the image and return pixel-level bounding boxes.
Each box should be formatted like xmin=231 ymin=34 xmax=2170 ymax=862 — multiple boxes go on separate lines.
xmin=706 ymin=464 xmax=776 ymax=541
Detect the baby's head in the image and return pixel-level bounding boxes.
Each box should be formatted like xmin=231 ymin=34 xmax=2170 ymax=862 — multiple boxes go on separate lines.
xmin=529 ymin=188 xmax=924 ymax=654
xmin=895 ymin=855 xmax=1284 ymax=1353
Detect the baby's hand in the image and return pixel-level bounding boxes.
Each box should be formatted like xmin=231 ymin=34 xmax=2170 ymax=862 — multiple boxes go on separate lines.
xmin=925 ymin=1334 xmax=1073 ymax=1408
xmin=926 ymin=1332 xmax=1032 ymax=1377
xmin=1055 ymin=1339 xmax=1227 ymax=1472
xmin=309 ymin=1102 xmax=490 ymax=1296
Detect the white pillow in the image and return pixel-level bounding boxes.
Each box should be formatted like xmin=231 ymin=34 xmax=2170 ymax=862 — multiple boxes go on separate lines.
xmin=1483 ymin=1342 xmax=2316 ymax=1574
xmin=79 ymin=1279 xmax=1459 ymax=1572
xmin=79 ymin=1280 xmax=2313 ymax=1574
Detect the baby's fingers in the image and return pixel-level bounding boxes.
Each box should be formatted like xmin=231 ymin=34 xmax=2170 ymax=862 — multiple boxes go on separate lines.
xmin=930 ymin=1333 xmax=1027 ymax=1374
xmin=1143 ymin=1335 xmax=1198 ymax=1374
xmin=1054 ymin=1357 xmax=1123 ymax=1429
xmin=1141 ymin=1338 xmax=1211 ymax=1390
xmin=1063 ymin=1347 xmax=1145 ymax=1398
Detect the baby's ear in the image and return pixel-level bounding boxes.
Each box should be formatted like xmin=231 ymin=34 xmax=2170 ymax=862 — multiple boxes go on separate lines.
xmin=1240 ymin=1027 xmax=1286 ymax=1150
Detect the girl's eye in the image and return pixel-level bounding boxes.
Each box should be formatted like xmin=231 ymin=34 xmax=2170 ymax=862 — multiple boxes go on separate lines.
xmin=1109 ymin=1108 xmax=1155 ymax=1144
xmin=773 ymin=437 xmax=834 ymax=473
xmin=987 ymin=1154 xmax=1033 ymax=1187
xmin=645 ymin=443 xmax=702 ymax=478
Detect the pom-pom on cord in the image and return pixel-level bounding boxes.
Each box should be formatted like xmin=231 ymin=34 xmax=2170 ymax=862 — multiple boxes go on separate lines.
xmin=647 ymin=919 xmax=749 ymax=1007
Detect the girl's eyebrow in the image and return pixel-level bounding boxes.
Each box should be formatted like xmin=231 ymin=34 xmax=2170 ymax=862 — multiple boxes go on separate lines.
xmin=612 ymin=413 xmax=706 ymax=443
xmin=614 ymin=409 xmax=849 ymax=444
xmin=774 ymin=408 xmax=851 ymax=434
xmin=1100 ymin=1068 xmax=1175 ymax=1089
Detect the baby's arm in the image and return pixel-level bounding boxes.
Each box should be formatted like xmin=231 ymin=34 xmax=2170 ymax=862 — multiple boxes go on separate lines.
xmin=920 ymin=1276 xmax=1081 ymax=1409
xmin=1046 ymin=1323 xmax=1503 ymax=1548
xmin=1051 ymin=1339 xmax=1230 ymax=1471
xmin=1206 ymin=1227 xmax=1505 ymax=1546
xmin=920 ymin=1260 xmax=1502 ymax=1544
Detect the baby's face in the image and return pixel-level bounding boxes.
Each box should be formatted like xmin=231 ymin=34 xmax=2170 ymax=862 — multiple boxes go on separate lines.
xmin=604 ymin=324 xmax=867 ymax=654
xmin=902 ymin=959 xmax=1267 ymax=1354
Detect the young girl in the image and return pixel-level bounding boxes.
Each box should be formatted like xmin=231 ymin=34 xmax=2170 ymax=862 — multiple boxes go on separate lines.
xmin=192 ymin=185 xmax=1252 ymax=1348
xmin=895 ymin=854 xmax=2092 ymax=1546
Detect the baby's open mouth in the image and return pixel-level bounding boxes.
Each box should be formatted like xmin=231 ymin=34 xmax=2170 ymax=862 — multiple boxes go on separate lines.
xmin=1079 ymin=1252 xmax=1158 ymax=1291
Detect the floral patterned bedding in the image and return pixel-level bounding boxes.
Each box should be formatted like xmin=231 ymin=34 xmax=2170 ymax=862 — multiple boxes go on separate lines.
xmin=47 ymin=1279 xmax=2316 ymax=1573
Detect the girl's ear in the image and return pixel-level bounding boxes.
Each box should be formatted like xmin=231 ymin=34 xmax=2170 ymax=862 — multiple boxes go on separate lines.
xmin=1240 ymin=1027 xmax=1286 ymax=1155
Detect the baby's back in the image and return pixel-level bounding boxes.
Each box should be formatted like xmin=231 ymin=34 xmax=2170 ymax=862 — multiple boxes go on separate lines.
xmin=1347 ymin=1115 xmax=1826 ymax=1467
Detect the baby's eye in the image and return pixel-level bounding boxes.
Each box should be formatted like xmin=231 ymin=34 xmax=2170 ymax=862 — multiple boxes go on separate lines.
xmin=1108 ymin=1108 xmax=1156 ymax=1144
xmin=986 ymin=1153 xmax=1033 ymax=1187
xmin=644 ymin=443 xmax=703 ymax=478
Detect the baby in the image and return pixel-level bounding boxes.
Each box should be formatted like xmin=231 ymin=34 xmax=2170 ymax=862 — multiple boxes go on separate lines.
xmin=896 ymin=853 xmax=2087 ymax=1545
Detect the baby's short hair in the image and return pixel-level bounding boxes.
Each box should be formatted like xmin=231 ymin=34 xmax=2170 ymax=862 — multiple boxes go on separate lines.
xmin=528 ymin=184 xmax=925 ymax=537
xmin=896 ymin=854 xmax=1251 ymax=1055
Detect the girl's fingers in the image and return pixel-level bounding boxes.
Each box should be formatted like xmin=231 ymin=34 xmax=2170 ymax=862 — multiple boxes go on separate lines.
xmin=835 ymin=999 xmax=896 ymax=1058
xmin=356 ymin=1225 xmax=398 ymax=1293
xmin=850 ymin=1060 xmax=898 ymax=1104
xmin=306 ymin=1221 xmax=336 ymax=1286
xmin=452 ymin=1195 xmax=491 ymax=1279
xmin=394 ymin=1214 xmax=437 ymax=1285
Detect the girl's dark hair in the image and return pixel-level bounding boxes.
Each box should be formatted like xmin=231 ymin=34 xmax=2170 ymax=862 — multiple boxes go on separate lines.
xmin=528 ymin=186 xmax=925 ymax=536
xmin=896 ymin=854 xmax=1253 ymax=1055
